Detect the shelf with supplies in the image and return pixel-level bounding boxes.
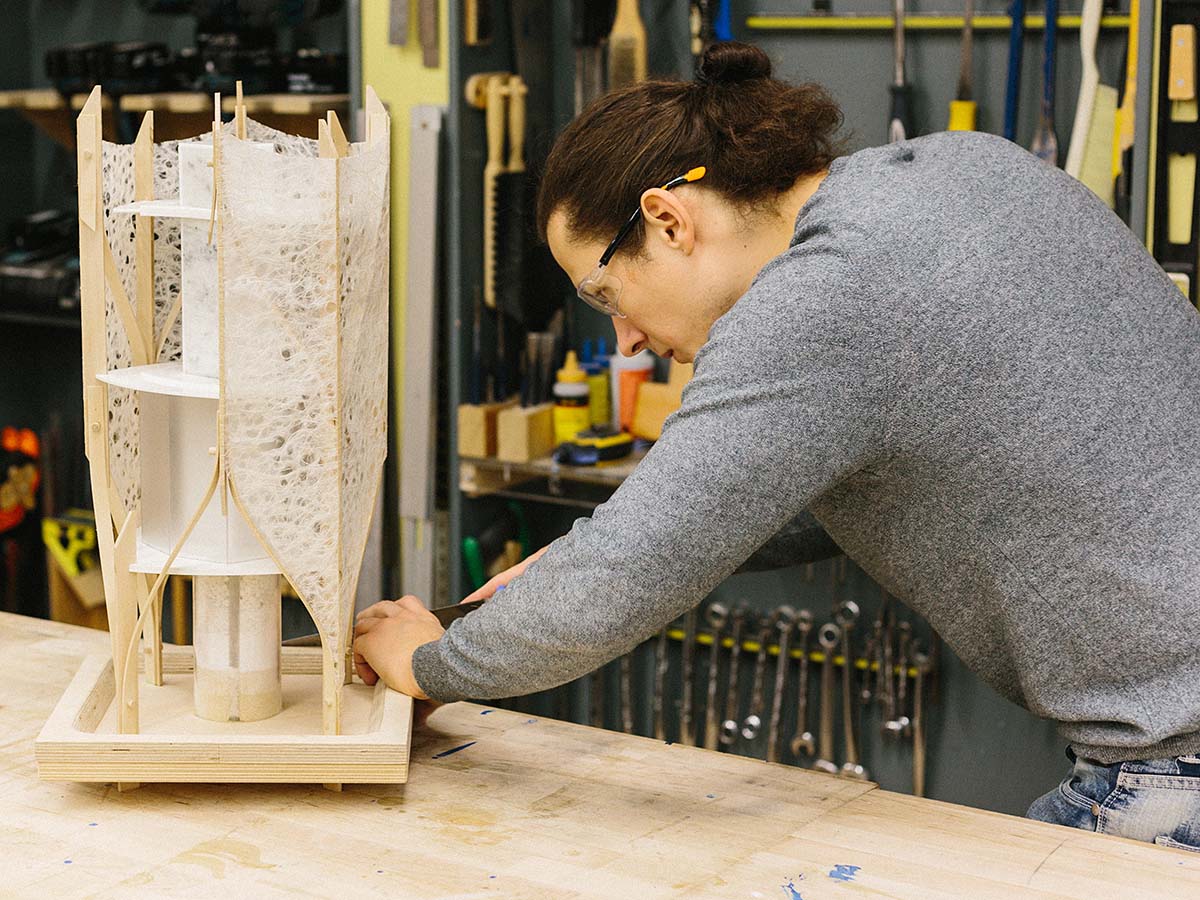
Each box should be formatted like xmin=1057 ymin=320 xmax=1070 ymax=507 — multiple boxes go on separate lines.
xmin=459 ymin=449 xmax=647 ymax=505
xmin=745 ymin=13 xmax=1132 ymax=31
xmin=0 ymin=89 xmax=348 ymax=144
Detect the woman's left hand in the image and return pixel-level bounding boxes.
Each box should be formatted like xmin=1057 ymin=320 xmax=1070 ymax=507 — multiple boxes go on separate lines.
xmin=353 ymin=596 xmax=444 ymax=700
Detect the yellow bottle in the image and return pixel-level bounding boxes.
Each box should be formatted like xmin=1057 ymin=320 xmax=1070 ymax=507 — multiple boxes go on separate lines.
xmin=553 ymin=351 xmax=591 ymax=445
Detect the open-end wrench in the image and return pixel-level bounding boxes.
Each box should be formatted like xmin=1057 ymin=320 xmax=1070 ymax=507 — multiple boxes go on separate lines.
xmin=912 ymin=644 xmax=928 ymax=797
xmin=718 ymin=606 xmax=748 ymax=746
xmin=812 ymin=621 xmax=841 ymax=774
xmin=879 ymin=604 xmax=897 ymax=736
xmin=653 ymin=626 xmax=669 ymax=740
xmin=835 ymin=600 xmax=868 ymax=780
xmin=590 ymin=664 xmax=605 ymax=729
xmin=789 ymin=610 xmax=816 ymax=758
xmin=740 ymin=611 xmax=779 ymax=742
xmin=765 ymin=606 xmax=797 ymax=762
xmin=703 ymin=602 xmax=730 ymax=750
xmin=680 ymin=607 xmax=698 ymax=746
xmin=885 ymin=621 xmax=913 ymax=738
xmin=871 ymin=590 xmax=891 ymax=711
xmin=619 ymin=652 xmax=634 ymax=734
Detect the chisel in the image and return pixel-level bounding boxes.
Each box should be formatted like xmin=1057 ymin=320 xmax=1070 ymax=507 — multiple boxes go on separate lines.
xmin=607 ymin=0 xmax=647 ymax=90
xmin=888 ymin=0 xmax=913 ymax=143
xmin=948 ymin=0 xmax=976 ymax=131
xmin=1030 ymin=0 xmax=1058 ymax=163
xmin=1003 ymin=0 xmax=1025 ymax=141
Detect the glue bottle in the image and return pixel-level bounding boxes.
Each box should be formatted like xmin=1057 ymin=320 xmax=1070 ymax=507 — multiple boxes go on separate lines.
xmin=553 ymin=351 xmax=591 ymax=445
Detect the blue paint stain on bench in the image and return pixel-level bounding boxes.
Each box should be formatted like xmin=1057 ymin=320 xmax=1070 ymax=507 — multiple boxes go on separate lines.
xmin=432 ymin=741 xmax=477 ymax=759
xmin=781 ymin=876 xmax=804 ymax=898
xmin=828 ymin=864 xmax=861 ymax=883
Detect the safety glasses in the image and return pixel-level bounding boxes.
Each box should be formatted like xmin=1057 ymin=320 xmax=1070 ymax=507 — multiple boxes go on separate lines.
xmin=576 ymin=166 xmax=706 ymax=318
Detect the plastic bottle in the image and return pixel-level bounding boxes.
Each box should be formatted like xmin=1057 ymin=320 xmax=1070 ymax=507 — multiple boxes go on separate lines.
xmin=581 ymin=339 xmax=611 ymax=428
xmin=609 ymin=348 xmax=654 ymax=431
xmin=553 ymin=351 xmax=591 ymax=445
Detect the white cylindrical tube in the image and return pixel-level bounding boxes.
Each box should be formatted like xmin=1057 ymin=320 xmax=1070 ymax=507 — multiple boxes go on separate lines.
xmin=192 ymin=575 xmax=282 ymax=722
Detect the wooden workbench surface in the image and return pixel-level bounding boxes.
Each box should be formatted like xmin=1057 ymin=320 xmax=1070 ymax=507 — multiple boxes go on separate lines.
xmin=3 ymin=612 xmax=1197 ymax=899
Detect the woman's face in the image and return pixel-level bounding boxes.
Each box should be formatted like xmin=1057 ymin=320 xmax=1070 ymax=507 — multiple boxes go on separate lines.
xmin=546 ymin=192 xmax=756 ymax=364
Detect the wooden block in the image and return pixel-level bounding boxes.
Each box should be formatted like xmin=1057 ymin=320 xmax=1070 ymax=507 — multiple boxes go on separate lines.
xmin=496 ymin=403 xmax=554 ymax=463
xmin=46 ymin=552 xmax=108 ymax=631
xmin=457 ymin=398 xmax=517 ymax=458
xmin=630 ymin=361 xmax=693 ymax=441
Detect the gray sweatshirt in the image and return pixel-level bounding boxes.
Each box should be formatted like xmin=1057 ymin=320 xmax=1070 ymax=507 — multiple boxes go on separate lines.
xmin=414 ymin=131 xmax=1200 ymax=765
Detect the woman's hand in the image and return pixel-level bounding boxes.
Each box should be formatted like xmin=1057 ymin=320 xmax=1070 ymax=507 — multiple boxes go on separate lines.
xmin=353 ymin=596 xmax=444 ymax=701
xmin=461 ymin=544 xmax=550 ymax=604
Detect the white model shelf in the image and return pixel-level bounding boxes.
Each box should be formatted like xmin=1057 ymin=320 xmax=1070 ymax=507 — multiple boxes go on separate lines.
xmin=97 ymin=361 xmax=218 ymax=399
xmin=111 ymin=199 xmax=211 ymax=221
xmin=131 ymin=540 xmax=280 ymax=577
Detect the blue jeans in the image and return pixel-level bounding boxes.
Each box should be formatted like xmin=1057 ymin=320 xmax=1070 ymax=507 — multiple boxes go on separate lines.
xmin=1026 ymin=749 xmax=1200 ymax=852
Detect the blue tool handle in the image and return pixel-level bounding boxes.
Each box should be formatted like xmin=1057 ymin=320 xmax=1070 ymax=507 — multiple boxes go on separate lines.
xmin=1003 ymin=0 xmax=1026 ymax=141
xmin=714 ymin=0 xmax=733 ymax=41
xmin=1042 ymin=0 xmax=1057 ymax=116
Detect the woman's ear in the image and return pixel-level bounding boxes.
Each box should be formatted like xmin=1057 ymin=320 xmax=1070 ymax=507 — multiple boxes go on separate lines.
xmin=640 ymin=188 xmax=695 ymax=254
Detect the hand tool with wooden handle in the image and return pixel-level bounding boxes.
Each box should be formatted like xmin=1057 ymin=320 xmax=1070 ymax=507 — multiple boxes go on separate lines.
xmin=741 ymin=612 xmax=778 ymax=742
xmin=573 ymin=0 xmax=617 ymax=115
xmin=1111 ymin=0 xmax=1139 ymax=217
xmin=788 ymin=610 xmax=816 ymax=758
xmin=888 ymin=0 xmax=913 ymax=142
xmin=912 ymin=645 xmax=929 ymax=796
xmin=718 ymin=606 xmax=747 ymax=746
xmin=1002 ymin=0 xmax=1026 ymax=141
xmin=482 ymin=75 xmax=507 ymax=310
xmin=1168 ymin=25 xmax=1197 ymax=247
xmin=812 ymin=622 xmax=840 ymax=774
xmin=464 ymin=0 xmax=493 ymax=46
xmin=765 ymin=606 xmax=797 ymax=763
xmin=607 ymin=0 xmax=647 ymax=90
xmin=680 ymin=607 xmax=698 ymax=745
xmin=835 ymin=601 xmax=867 ymax=779
xmin=1067 ymin=0 xmax=1117 ymax=205
xmin=1030 ymin=0 xmax=1058 ymax=163
xmin=703 ymin=602 xmax=729 ymax=750
xmin=948 ymin=0 xmax=976 ymax=130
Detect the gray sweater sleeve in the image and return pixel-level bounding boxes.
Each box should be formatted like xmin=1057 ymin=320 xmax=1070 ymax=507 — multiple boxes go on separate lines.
xmin=412 ymin=254 xmax=886 ymax=702
xmin=736 ymin=509 xmax=842 ymax=573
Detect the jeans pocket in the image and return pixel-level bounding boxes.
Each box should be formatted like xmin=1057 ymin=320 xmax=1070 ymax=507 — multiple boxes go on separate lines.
xmin=1097 ymin=771 xmax=1200 ymax=847
xmin=1155 ymin=835 xmax=1200 ymax=854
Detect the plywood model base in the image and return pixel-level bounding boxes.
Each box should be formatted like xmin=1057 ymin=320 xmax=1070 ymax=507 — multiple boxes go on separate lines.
xmin=35 ymin=645 xmax=412 ymax=785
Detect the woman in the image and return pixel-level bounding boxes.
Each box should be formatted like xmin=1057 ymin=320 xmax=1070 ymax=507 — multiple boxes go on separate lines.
xmin=355 ymin=43 xmax=1200 ymax=847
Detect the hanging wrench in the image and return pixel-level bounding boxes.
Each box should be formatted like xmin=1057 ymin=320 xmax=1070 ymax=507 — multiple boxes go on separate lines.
xmin=912 ymin=644 xmax=928 ymax=797
xmin=619 ymin=652 xmax=634 ymax=734
xmin=703 ymin=602 xmax=729 ymax=750
xmin=740 ymin=611 xmax=779 ymax=742
xmin=652 ymin=626 xmax=669 ymax=740
xmin=590 ymin=664 xmax=605 ymax=729
xmin=812 ymin=621 xmax=841 ymax=774
xmin=719 ymin=606 xmax=748 ymax=746
xmin=788 ymin=610 xmax=815 ymax=758
xmin=680 ymin=607 xmax=698 ymax=746
xmin=879 ymin=603 xmax=897 ymax=736
xmin=765 ymin=606 xmax=797 ymax=762
xmin=885 ymin=621 xmax=913 ymax=738
xmin=835 ymin=600 xmax=868 ymax=780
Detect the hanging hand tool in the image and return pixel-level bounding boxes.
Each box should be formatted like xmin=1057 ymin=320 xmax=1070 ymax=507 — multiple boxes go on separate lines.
xmin=888 ymin=0 xmax=913 ymax=142
xmin=912 ymin=644 xmax=929 ymax=797
xmin=1111 ymin=0 xmax=1140 ymax=219
xmin=1003 ymin=0 xmax=1026 ymax=141
xmin=619 ymin=652 xmax=634 ymax=734
xmin=572 ymin=1 xmax=618 ymax=115
xmin=766 ymin=606 xmax=797 ymax=763
xmin=591 ymin=664 xmax=606 ymax=728
xmin=788 ymin=610 xmax=816 ymax=758
xmin=1030 ymin=0 xmax=1059 ymax=163
xmin=741 ymin=612 xmax=778 ymax=742
xmin=464 ymin=0 xmax=493 ymax=46
xmin=719 ymin=606 xmax=747 ymax=746
xmin=680 ymin=607 xmax=698 ymax=745
xmin=703 ymin=602 xmax=729 ymax=750
xmin=948 ymin=0 xmax=976 ymax=130
xmin=1167 ymin=25 xmax=1197 ymax=247
xmin=653 ymin=626 xmax=669 ymax=740
xmin=885 ymin=621 xmax=913 ymax=737
xmin=1066 ymin=0 xmax=1118 ymax=206
xmin=713 ymin=0 xmax=733 ymax=41
xmin=482 ymin=74 xmax=507 ymax=311
xmin=607 ymin=0 xmax=647 ymax=90
xmin=836 ymin=601 xmax=867 ymax=780
xmin=812 ymin=622 xmax=840 ymax=774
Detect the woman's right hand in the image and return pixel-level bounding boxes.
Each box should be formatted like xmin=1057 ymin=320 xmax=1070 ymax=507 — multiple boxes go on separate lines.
xmin=461 ymin=544 xmax=550 ymax=604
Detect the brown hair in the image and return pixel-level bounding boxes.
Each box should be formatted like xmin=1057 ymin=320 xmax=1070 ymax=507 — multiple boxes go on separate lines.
xmin=536 ymin=41 xmax=845 ymax=252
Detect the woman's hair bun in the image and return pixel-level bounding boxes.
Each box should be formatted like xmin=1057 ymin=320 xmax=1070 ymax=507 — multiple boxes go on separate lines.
xmin=695 ymin=41 xmax=772 ymax=87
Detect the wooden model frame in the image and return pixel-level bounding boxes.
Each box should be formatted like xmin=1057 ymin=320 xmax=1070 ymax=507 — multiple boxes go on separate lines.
xmin=35 ymin=84 xmax=409 ymax=790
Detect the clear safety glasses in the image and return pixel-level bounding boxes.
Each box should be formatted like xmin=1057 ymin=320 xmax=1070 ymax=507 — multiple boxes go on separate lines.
xmin=576 ymin=166 xmax=706 ymax=318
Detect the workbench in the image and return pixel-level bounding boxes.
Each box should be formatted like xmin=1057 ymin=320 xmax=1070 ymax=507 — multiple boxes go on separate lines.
xmin=3 ymin=613 xmax=1198 ymax=899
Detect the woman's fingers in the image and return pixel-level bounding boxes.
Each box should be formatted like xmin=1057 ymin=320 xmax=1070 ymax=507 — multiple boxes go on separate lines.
xmin=461 ymin=545 xmax=550 ymax=604
xmin=356 ymin=600 xmax=403 ymax=623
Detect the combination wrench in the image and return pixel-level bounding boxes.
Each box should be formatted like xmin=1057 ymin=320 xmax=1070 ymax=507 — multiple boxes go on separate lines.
xmin=835 ymin=600 xmax=868 ymax=780
xmin=885 ymin=621 xmax=913 ymax=738
xmin=680 ymin=607 xmax=698 ymax=746
xmin=811 ymin=621 xmax=841 ymax=774
xmin=652 ymin=626 xmax=668 ymax=740
xmin=718 ymin=606 xmax=748 ymax=746
xmin=703 ymin=602 xmax=730 ymax=750
xmin=740 ymin=611 xmax=779 ymax=742
xmin=788 ymin=609 xmax=815 ymax=758
xmin=765 ymin=606 xmax=797 ymax=762
xmin=619 ymin=652 xmax=634 ymax=734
